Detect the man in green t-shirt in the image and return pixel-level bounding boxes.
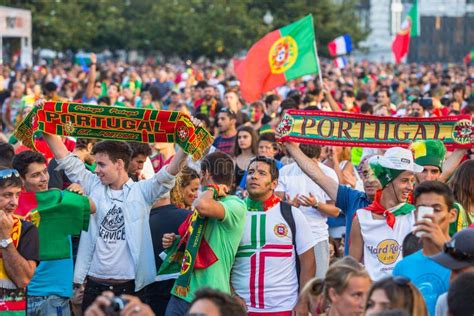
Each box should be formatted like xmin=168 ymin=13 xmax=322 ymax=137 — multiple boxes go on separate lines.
xmin=162 ymin=152 xmax=246 ymax=316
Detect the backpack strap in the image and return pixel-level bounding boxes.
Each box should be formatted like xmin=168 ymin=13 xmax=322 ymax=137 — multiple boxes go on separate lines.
xmin=280 ymin=201 xmax=301 ymax=290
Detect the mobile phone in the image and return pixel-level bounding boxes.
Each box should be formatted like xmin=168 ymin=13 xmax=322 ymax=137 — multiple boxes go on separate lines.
xmin=415 ymin=206 xmax=434 ymax=237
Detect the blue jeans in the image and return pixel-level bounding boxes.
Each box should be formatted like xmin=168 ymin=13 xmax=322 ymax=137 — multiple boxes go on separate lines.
xmin=27 ymin=295 xmax=71 ymax=316
xmin=165 ymin=295 xmax=190 ymax=316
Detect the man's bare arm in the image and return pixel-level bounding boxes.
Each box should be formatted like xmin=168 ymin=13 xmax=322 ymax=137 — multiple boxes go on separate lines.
xmin=194 ymin=190 xmax=225 ymax=220
xmin=42 ymin=132 xmax=70 ymax=160
xmin=349 ymin=216 xmax=364 ymax=262
xmin=84 ymin=53 xmax=97 ymax=99
xmin=283 ymin=142 xmax=339 ymax=201
xmin=2 ymin=245 xmax=36 ymax=288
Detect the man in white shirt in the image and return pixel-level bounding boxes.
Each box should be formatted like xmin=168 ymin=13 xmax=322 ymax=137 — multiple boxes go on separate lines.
xmin=232 ymin=156 xmax=315 ymax=315
xmin=43 ymin=129 xmax=195 ymax=311
xmin=276 ymin=144 xmax=339 ymax=278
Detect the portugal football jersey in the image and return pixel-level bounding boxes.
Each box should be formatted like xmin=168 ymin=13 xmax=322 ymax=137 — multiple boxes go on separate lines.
xmin=231 ymin=202 xmax=315 ymax=313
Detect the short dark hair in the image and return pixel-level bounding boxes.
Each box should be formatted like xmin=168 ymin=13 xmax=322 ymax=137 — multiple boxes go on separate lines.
xmin=75 ymin=138 xmax=99 ymax=151
xmin=128 ymin=142 xmax=152 ymax=159
xmin=190 ymin=288 xmax=247 ymax=316
xmin=0 ymin=142 xmax=15 ymax=168
xmin=12 ymin=151 xmax=47 ymax=177
xmin=200 ymin=151 xmax=234 ymax=187
xmin=248 ymin=156 xmax=279 ymax=181
xmin=402 ymin=232 xmax=422 ymax=258
xmin=360 ymin=102 xmax=374 ymax=114
xmin=218 ymin=108 xmax=237 ymax=120
xmin=0 ymin=167 xmax=22 ymax=189
xmin=92 ymin=141 xmax=132 ymax=169
xmin=194 ymin=113 xmax=211 ymax=132
xmin=98 ymin=96 xmax=111 ymax=105
xmin=258 ymin=132 xmax=276 ymax=145
xmin=343 ymin=90 xmax=355 ymax=98
xmin=264 ymin=94 xmax=279 ymax=106
xmin=43 ymin=81 xmax=57 ymax=93
xmin=448 ymin=272 xmax=474 ymax=316
xmin=279 ymin=98 xmax=298 ymax=116
xmin=300 ymin=144 xmax=321 ymax=159
xmin=414 ymin=181 xmax=455 ymax=210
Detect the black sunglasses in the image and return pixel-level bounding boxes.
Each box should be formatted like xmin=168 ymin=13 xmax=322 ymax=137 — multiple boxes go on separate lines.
xmin=444 ymin=239 xmax=474 ymax=261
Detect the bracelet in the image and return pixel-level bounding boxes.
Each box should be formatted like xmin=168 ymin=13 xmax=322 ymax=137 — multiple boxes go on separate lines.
xmin=203 ymin=185 xmax=219 ymax=200
xmin=313 ymin=200 xmax=319 ymax=209
xmin=90 ymin=63 xmax=97 ymax=66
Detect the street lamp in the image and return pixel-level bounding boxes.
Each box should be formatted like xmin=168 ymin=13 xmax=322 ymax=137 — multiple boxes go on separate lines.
xmin=263 ymin=10 xmax=273 ymax=26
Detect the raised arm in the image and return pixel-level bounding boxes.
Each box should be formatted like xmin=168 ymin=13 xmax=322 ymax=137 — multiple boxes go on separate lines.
xmin=42 ymin=132 xmax=70 ymax=160
xmin=323 ymin=83 xmax=341 ymax=112
xmin=283 ymin=141 xmax=339 ymax=201
xmin=165 ymin=148 xmax=187 ymax=176
xmin=439 ymin=149 xmax=466 ymax=183
xmin=194 ymin=186 xmax=227 ymax=219
xmin=84 ymin=53 xmax=97 ymax=100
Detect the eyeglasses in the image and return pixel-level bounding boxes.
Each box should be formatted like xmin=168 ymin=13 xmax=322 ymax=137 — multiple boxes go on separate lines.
xmin=0 ymin=169 xmax=20 ymax=179
xmin=444 ymin=239 xmax=474 ymax=261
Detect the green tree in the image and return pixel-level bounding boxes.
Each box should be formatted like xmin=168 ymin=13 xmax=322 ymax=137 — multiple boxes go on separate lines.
xmin=3 ymin=0 xmax=367 ymax=58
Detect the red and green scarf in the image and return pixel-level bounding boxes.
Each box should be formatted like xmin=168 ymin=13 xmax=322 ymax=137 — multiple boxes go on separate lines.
xmin=277 ymin=110 xmax=473 ymax=150
xmin=246 ymin=194 xmax=281 ymax=212
xmin=157 ymin=205 xmax=218 ymax=297
xmin=14 ymin=101 xmax=214 ymax=160
xmin=363 ymin=190 xmax=415 ymax=229
xmin=0 ymin=215 xmax=26 ymax=315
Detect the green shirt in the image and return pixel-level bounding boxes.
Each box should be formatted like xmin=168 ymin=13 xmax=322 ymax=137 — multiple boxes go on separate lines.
xmin=173 ymin=195 xmax=246 ymax=302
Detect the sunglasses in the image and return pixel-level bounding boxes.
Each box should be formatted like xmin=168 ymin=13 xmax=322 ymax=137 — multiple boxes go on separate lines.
xmin=219 ymin=108 xmax=236 ymax=117
xmin=0 ymin=169 xmax=20 ymax=179
xmin=444 ymin=239 xmax=474 ymax=261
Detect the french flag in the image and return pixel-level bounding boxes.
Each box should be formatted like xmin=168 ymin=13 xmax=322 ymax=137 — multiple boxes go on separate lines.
xmin=333 ymin=56 xmax=348 ymax=69
xmin=328 ymin=34 xmax=352 ymax=57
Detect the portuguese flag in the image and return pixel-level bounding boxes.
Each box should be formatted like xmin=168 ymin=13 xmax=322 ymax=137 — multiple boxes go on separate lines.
xmin=235 ymin=15 xmax=319 ymax=102
xmin=15 ymin=189 xmax=90 ymax=261
xmin=392 ymin=0 xmax=420 ymax=64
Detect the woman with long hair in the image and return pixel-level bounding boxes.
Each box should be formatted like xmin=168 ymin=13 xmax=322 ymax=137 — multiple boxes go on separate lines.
xmin=233 ymin=125 xmax=258 ymax=189
xmin=449 ymin=159 xmax=474 ymax=229
xmin=170 ymin=166 xmax=200 ymax=210
xmin=299 ymin=256 xmax=371 ymax=316
xmin=365 ymin=276 xmax=428 ymax=316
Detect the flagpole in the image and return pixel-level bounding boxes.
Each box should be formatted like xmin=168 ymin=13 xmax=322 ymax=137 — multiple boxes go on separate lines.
xmin=313 ymin=40 xmax=324 ymax=86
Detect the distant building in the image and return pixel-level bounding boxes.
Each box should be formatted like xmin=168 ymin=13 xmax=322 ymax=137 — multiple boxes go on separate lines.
xmin=355 ymin=0 xmax=474 ymax=63
xmin=0 ymin=6 xmax=32 ymax=66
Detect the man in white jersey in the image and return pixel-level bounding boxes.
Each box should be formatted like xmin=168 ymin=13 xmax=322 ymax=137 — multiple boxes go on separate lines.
xmin=349 ymin=147 xmax=423 ymax=281
xmin=231 ymin=156 xmax=316 ymax=316
xmin=43 ymin=125 xmax=198 ymax=311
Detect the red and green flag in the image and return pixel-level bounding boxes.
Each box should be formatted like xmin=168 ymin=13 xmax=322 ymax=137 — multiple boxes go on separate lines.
xmin=464 ymin=49 xmax=474 ymax=64
xmin=392 ymin=0 xmax=420 ymax=64
xmin=15 ymin=189 xmax=90 ymax=261
xmin=235 ymin=15 xmax=319 ymax=102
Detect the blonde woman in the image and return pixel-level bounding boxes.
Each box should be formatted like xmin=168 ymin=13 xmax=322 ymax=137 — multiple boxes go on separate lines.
xmin=170 ymin=166 xmax=200 ymax=209
xmin=299 ymin=256 xmax=371 ymax=316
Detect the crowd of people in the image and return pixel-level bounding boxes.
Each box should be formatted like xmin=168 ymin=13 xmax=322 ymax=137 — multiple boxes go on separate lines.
xmin=0 ymin=55 xmax=473 ymax=316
